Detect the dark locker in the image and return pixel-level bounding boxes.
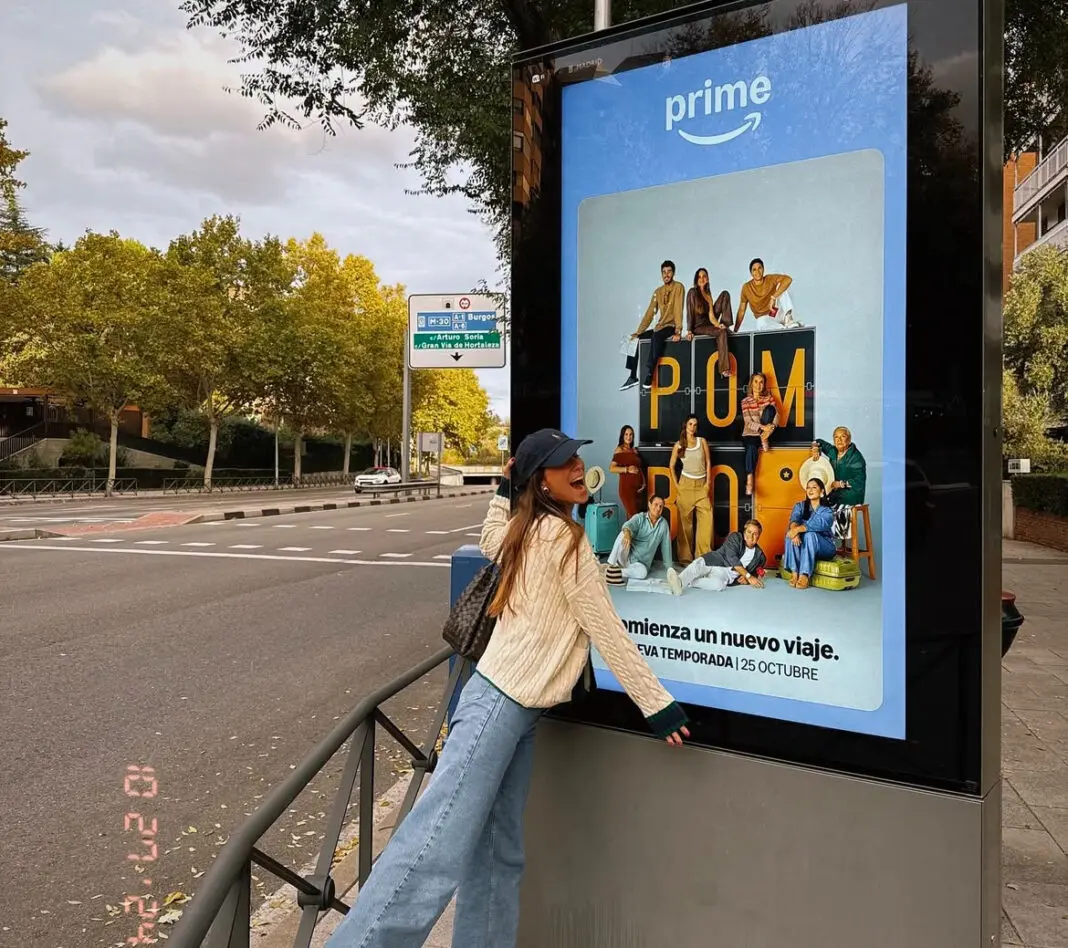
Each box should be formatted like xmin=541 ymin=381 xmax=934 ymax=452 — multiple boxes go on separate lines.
xmin=707 ymin=446 xmax=752 ymax=550
xmin=752 ymin=328 xmax=815 ymax=445
xmin=641 ymin=447 xmax=679 ymax=542
xmin=692 ymin=333 xmax=752 ymax=447
xmin=637 ymin=338 xmax=692 ymax=447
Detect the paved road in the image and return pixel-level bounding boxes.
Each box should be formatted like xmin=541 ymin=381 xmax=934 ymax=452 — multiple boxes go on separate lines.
xmin=0 ymin=496 xmax=490 ymax=948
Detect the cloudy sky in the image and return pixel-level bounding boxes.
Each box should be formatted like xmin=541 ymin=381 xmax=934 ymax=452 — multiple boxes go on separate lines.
xmin=1 ymin=0 xmax=509 ymax=415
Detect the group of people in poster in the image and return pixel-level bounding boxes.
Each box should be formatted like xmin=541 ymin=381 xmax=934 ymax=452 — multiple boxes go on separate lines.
xmin=603 ymin=420 xmax=866 ymax=593
xmin=620 ymin=259 xmax=802 ymax=393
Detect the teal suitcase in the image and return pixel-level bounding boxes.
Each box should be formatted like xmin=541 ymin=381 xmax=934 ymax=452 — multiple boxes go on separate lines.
xmin=584 ymin=502 xmax=621 ymax=556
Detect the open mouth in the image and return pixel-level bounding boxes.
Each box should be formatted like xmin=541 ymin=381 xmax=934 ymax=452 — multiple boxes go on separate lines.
xmin=569 ymin=475 xmax=586 ymax=489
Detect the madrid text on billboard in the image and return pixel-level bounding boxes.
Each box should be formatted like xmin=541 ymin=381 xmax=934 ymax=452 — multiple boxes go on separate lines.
xmin=665 ymin=75 xmax=772 ymax=146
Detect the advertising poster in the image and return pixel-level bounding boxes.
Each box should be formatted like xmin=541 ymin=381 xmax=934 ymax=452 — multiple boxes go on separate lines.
xmin=560 ymin=6 xmax=907 ymax=738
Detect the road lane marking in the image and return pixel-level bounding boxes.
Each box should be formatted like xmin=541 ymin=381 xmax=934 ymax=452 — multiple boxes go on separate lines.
xmin=273 ymin=524 xmax=296 ymax=528
xmin=182 ymin=542 xmax=215 ymax=547
xmin=386 ymin=529 xmax=410 ymax=533
xmin=385 ymin=512 xmax=410 ymax=518
xmin=465 ymin=533 xmax=480 ymax=537
xmin=455 ymin=504 xmax=472 ymax=509
xmin=310 ymin=526 xmax=335 ymax=530
xmin=135 ymin=540 xmax=168 ymax=546
xmin=434 ymin=555 xmax=452 ymax=560
xmin=425 ymin=530 xmax=449 ymax=535
xmin=0 ymin=545 xmax=449 ymax=567
xmin=278 ymin=546 xmax=312 ymax=552
xmin=329 ymin=549 xmax=362 ymax=555
xmin=448 ymin=523 xmax=483 ymax=534
xmin=230 ymin=544 xmax=262 ymax=550
xmin=235 ymin=522 xmax=261 ymax=527
xmin=380 ymin=552 xmax=411 ymax=558
xmin=347 ymin=527 xmax=372 ymax=532
xmin=90 ymin=538 xmax=125 ymax=543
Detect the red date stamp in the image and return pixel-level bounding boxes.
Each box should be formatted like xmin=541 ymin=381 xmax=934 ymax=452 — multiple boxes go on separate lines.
xmin=122 ymin=764 xmax=159 ymax=945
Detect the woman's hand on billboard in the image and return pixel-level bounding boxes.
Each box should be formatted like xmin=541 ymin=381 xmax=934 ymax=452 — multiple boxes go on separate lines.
xmin=665 ymin=726 xmax=690 ymax=747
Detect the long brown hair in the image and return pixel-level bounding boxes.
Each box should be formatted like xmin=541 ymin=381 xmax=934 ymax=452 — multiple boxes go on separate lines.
xmin=488 ymin=475 xmax=586 ymax=617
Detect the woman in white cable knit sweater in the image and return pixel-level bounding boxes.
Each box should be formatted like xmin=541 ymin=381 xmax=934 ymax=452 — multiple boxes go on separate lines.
xmin=326 ymin=428 xmax=688 ymax=948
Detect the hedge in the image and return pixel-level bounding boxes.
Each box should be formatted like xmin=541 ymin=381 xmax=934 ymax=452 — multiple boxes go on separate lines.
xmin=1013 ymin=473 xmax=1068 ymax=518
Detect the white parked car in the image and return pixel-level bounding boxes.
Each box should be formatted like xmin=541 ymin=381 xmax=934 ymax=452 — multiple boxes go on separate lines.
xmin=354 ymin=467 xmax=403 ymax=492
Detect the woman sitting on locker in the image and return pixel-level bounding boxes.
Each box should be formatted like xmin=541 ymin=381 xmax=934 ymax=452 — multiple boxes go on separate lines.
xmin=668 ymin=413 xmax=712 ymax=565
xmin=740 ymin=372 xmax=778 ymax=496
xmin=781 ymin=478 xmax=837 ymax=589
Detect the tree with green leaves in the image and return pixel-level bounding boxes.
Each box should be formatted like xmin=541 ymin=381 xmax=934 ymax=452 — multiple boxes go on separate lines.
xmin=162 ymin=216 xmax=292 ymax=487
xmin=181 ymin=0 xmax=1060 ymax=257
xmin=1003 ymin=243 xmax=1068 ymax=470
xmin=0 ymin=117 xmax=49 ymax=283
xmin=261 ymin=234 xmax=355 ymax=482
xmin=3 ymin=233 xmax=169 ymax=492
xmin=412 ymin=369 xmax=492 ymax=456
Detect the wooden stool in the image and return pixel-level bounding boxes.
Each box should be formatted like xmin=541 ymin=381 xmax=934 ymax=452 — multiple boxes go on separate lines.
xmin=846 ymin=503 xmax=876 ymax=580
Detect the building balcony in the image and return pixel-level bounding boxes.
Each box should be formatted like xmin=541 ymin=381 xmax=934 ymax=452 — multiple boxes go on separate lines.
xmin=1013 ymin=135 xmax=1068 ymax=219
xmin=1014 ymin=216 xmax=1068 ymax=268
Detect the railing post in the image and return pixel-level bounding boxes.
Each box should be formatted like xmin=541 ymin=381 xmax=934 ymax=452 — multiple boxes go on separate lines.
xmin=203 ymin=859 xmax=251 ymax=948
xmin=358 ymin=717 xmax=376 ymax=887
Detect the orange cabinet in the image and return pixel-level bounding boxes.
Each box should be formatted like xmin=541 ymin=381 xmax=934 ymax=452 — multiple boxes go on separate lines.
xmin=752 ymin=447 xmax=812 ymax=567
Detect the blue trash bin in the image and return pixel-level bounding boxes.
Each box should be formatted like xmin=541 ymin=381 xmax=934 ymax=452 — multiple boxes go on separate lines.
xmin=447 ymin=544 xmax=490 ymax=726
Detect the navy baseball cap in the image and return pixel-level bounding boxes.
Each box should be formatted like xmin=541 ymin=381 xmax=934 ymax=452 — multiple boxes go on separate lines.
xmin=513 ymin=428 xmax=592 ymax=487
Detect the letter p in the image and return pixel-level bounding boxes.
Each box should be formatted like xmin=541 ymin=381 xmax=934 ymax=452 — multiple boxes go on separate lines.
xmin=665 ymin=95 xmax=686 ymax=131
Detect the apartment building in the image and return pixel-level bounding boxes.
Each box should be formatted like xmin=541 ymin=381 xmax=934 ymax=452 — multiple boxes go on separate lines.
xmin=1010 ymin=133 xmax=1068 ymax=275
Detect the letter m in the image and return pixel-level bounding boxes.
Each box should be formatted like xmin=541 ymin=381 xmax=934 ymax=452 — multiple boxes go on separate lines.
xmin=715 ymin=81 xmax=748 ymax=112
xmin=761 ymin=348 xmax=806 ymax=428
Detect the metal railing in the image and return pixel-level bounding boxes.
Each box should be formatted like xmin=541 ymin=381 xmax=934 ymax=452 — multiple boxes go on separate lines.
xmin=354 ymin=479 xmax=441 ymax=499
xmin=161 ymin=472 xmax=355 ymax=493
xmin=0 ymin=421 xmax=47 ymax=464
xmin=0 ymin=476 xmax=138 ymax=498
xmin=169 ymin=648 xmax=470 ymax=948
xmin=1014 ymin=135 xmax=1068 ymax=214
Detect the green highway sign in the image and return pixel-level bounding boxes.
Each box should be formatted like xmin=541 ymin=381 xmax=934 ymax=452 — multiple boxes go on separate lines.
xmin=412 ymin=331 xmax=502 ymax=350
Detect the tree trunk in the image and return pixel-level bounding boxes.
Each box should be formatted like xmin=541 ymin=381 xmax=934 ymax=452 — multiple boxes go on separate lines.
xmin=106 ymin=412 xmax=119 ymax=497
xmin=342 ymin=431 xmax=353 ymax=477
xmin=204 ymin=417 xmax=219 ymax=490
xmin=293 ymin=430 xmax=303 ymax=484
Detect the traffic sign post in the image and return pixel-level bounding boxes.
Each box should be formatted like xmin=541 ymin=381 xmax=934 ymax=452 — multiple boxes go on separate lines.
xmin=407 ymin=294 xmax=506 ymax=369
xmin=418 ymin=431 xmax=444 ymax=497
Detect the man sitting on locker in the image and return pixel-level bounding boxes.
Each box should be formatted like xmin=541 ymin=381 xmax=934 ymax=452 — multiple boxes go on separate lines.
xmin=665 ymin=519 xmax=767 ymax=594
xmin=606 ymin=494 xmax=673 ymax=580
xmin=620 ymin=260 xmax=684 ymax=391
xmin=734 ymin=258 xmax=802 ymax=331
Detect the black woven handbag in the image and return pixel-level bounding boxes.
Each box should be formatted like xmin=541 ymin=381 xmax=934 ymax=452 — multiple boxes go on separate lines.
xmin=442 ymin=561 xmax=500 ymax=661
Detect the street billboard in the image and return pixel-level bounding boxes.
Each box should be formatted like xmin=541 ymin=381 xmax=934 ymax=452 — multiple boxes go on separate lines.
xmin=511 ymin=0 xmax=1001 ymax=794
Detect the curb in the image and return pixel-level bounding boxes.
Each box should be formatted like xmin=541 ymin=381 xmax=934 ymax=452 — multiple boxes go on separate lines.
xmin=191 ymin=488 xmax=493 ymax=525
xmin=0 ymin=527 xmax=65 ymax=543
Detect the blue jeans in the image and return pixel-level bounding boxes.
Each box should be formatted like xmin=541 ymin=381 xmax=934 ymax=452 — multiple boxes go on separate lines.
xmin=325 ymin=672 xmax=542 ymax=948
xmin=782 ymin=530 xmax=837 ymax=576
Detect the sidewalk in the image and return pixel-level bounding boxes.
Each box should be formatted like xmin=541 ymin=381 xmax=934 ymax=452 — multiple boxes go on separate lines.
xmin=1001 ymin=539 xmax=1068 ymax=948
